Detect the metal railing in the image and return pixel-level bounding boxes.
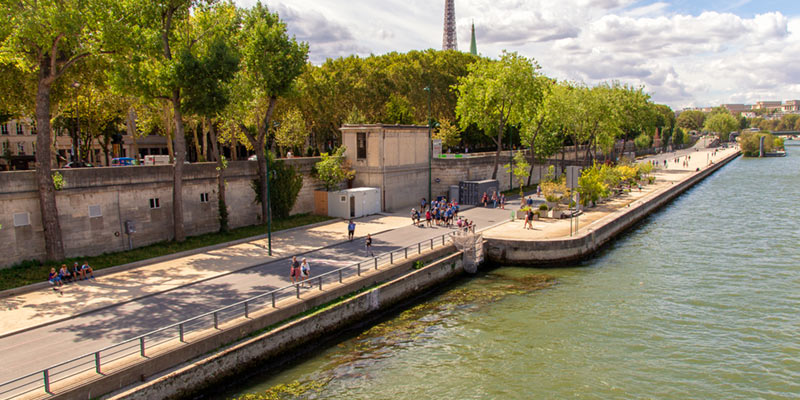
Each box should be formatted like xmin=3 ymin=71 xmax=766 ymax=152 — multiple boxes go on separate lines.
xmin=0 ymin=232 xmax=457 ymax=400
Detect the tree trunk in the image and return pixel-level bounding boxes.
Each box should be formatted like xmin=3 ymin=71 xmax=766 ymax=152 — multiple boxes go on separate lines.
xmin=191 ymin=124 xmax=202 ymax=162
xmin=210 ymin=122 xmax=227 ymax=232
xmin=127 ymin=108 xmax=139 ymax=161
xmin=203 ymin=120 xmax=210 ymax=162
xmin=34 ymin=74 xmax=64 ymax=261
xmin=171 ymin=92 xmax=186 ymax=242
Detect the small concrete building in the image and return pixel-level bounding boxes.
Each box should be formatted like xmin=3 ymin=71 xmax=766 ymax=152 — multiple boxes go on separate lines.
xmin=325 ymin=187 xmax=381 ymax=219
xmin=340 ymin=124 xmax=430 ymax=211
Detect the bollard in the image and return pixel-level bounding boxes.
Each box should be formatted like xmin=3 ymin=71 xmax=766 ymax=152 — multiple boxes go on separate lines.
xmin=431 ymin=238 xmax=434 ymax=249
xmin=43 ymin=370 xmax=50 ymax=394
xmin=140 ymin=337 xmax=146 ymax=357
xmin=405 ymin=248 xmax=408 ymax=258
xmin=339 ymin=270 xmax=343 ymax=283
xmin=390 ymin=253 xmax=393 ymax=264
xmin=418 ymin=243 xmax=421 ymax=254
xmin=357 ymin=263 xmax=361 ymax=276
xmin=318 ymin=277 xmax=323 ymax=290
xmin=244 ymin=302 xmax=249 ymax=319
xmin=179 ymin=323 xmax=185 ymax=342
xmin=296 ymin=284 xmax=300 ymax=299
xmin=271 ymin=292 xmax=276 ymax=308
xmin=95 ymin=352 xmax=101 ymax=374
xmin=214 ymin=312 xmax=219 ymax=329
xmin=374 ymin=257 xmax=378 ymax=270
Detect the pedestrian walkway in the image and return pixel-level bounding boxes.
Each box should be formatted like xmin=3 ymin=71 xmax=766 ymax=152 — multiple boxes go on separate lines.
xmin=0 ymin=215 xmax=410 ymax=336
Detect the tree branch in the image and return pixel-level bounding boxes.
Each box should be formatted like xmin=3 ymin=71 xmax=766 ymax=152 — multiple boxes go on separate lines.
xmin=49 ymin=33 xmax=65 ymax=78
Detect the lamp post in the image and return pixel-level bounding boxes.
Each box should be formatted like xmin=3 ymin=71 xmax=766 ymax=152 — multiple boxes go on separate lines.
xmin=71 ymin=82 xmax=80 ymax=163
xmin=424 ymin=86 xmax=432 ymax=203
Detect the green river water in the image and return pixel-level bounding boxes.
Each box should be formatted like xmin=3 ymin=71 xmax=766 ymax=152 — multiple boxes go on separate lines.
xmin=217 ymin=145 xmax=799 ymax=399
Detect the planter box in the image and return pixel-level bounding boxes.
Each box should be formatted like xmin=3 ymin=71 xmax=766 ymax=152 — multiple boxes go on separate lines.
xmin=548 ymin=210 xmax=564 ymax=219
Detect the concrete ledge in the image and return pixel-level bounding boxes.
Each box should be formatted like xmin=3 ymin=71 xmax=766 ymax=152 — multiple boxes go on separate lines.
xmin=485 ymin=151 xmax=740 ymax=265
xmin=46 ymin=245 xmax=461 ymax=400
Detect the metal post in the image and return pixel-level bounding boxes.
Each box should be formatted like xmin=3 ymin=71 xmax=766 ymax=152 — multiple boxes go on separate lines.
xmin=296 ymin=284 xmax=300 ymax=299
xmin=390 ymin=252 xmax=393 ymax=264
xmin=442 ymin=235 xmax=446 ymax=245
xmin=95 ymin=352 xmax=101 ymax=374
xmin=431 ymin=238 xmax=434 ymax=249
xmin=140 ymin=337 xmax=145 ymax=357
xmin=357 ymin=263 xmax=361 ymax=276
xmin=244 ymin=302 xmax=249 ymax=318
xmin=425 ymin=86 xmax=432 ymax=203
xmin=418 ymin=243 xmax=421 ymax=254
xmin=213 ymin=312 xmax=219 ymax=329
xmin=405 ymin=248 xmax=408 ymax=259
xmin=271 ymin=292 xmax=276 ymax=308
xmin=179 ymin=323 xmax=185 ymax=342
xmin=266 ymin=153 xmax=272 ymax=256
xmin=318 ymin=277 xmax=322 ymax=290
xmin=43 ymin=370 xmax=50 ymax=394
xmin=339 ymin=270 xmax=343 ymax=283
xmin=374 ymin=258 xmax=378 ymax=270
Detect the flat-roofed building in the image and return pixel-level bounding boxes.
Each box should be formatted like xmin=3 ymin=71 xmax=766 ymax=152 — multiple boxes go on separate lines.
xmin=754 ymin=101 xmax=782 ymax=111
xmin=782 ymin=100 xmax=800 ymax=113
xmin=722 ymin=104 xmax=751 ymax=115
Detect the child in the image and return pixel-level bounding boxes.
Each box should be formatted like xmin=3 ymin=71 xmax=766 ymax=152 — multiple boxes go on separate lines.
xmin=81 ymin=261 xmax=96 ymax=280
xmin=48 ymin=268 xmax=63 ymax=293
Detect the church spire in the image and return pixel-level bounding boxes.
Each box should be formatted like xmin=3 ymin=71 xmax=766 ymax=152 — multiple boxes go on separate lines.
xmin=469 ymin=21 xmax=477 ymax=55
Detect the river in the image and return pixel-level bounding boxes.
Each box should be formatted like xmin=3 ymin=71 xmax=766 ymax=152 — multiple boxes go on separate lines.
xmin=215 ymin=144 xmax=799 ymax=399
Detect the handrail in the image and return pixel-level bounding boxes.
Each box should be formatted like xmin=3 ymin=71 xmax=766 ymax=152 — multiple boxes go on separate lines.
xmin=0 ymin=231 xmax=458 ymax=399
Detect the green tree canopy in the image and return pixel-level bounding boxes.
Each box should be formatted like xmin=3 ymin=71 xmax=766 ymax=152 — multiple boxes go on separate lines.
xmin=703 ymin=113 xmax=739 ymax=141
xmin=676 ymin=110 xmax=706 ymax=132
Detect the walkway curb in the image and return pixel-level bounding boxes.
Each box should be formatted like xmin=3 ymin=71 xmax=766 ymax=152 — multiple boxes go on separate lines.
xmin=0 ymin=220 xmax=404 ymax=340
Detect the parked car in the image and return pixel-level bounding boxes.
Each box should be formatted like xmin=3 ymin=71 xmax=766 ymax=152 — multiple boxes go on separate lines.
xmin=63 ymin=162 xmax=94 ymax=168
xmin=111 ymin=157 xmax=137 ymax=166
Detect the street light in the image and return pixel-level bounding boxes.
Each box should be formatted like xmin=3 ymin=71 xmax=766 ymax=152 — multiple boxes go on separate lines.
xmin=424 ymin=86 xmax=432 ymax=204
xmin=71 ymin=82 xmax=80 ymax=163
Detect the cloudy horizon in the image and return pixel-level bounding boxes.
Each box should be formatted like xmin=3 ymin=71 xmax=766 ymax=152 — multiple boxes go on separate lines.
xmin=236 ymin=0 xmax=800 ymax=110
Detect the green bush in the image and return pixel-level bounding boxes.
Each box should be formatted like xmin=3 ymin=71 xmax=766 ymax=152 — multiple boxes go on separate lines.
xmin=251 ymin=153 xmax=304 ymax=219
xmin=539 ymin=203 xmax=549 ymax=211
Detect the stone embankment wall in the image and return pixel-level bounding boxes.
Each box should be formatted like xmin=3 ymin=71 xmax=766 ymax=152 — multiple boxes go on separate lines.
xmin=485 ymin=151 xmax=741 ymax=265
xmin=0 ymin=159 xmax=322 ymax=268
xmin=50 ymin=246 xmax=464 ymax=400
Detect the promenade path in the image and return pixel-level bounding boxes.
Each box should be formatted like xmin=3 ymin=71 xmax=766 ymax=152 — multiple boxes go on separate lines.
xmin=483 ymin=140 xmax=740 ymax=240
xmin=0 ymin=205 xmax=512 ymax=385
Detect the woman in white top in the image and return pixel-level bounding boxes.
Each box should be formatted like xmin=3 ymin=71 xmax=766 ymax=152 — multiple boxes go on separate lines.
xmin=300 ymin=258 xmax=311 ymax=287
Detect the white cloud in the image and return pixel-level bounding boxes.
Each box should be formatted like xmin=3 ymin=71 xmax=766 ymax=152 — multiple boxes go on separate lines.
xmin=233 ymin=0 xmax=798 ymax=109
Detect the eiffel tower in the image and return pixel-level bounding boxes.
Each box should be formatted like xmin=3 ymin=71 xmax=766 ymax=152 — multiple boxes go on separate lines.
xmin=442 ymin=0 xmax=458 ymax=51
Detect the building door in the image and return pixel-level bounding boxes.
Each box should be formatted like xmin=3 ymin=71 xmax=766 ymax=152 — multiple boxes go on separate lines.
xmin=350 ymin=196 xmax=356 ymax=218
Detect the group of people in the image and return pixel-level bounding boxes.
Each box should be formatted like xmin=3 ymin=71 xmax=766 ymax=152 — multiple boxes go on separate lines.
xmin=288 ymin=256 xmax=312 ymax=287
xmin=412 ymin=198 xmax=461 ymax=228
xmin=481 ymin=191 xmax=505 ymax=209
xmin=48 ymin=261 xmax=96 ymax=294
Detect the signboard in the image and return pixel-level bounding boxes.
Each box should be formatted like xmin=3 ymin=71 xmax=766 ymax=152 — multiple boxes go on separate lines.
xmin=432 ymin=139 xmax=442 ymax=158
xmin=566 ymin=166 xmax=582 ymax=189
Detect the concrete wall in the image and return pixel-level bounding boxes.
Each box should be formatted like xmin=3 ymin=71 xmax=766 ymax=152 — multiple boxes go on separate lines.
xmin=485 ymin=151 xmax=741 ymax=265
xmin=0 ymin=158 xmax=324 ymax=268
xmin=47 ymin=246 xmax=463 ymax=400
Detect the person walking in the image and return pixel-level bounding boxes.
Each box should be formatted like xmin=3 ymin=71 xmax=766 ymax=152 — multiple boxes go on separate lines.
xmin=300 ymin=258 xmax=311 ymax=287
xmin=482 ymin=192 xmax=489 ymax=207
xmin=524 ymin=209 xmax=533 ymax=230
xmin=290 ymin=256 xmax=300 ymax=285
xmin=500 ymin=193 xmax=506 ymax=210
xmin=347 ymin=220 xmax=355 ymax=241
xmin=491 ymin=191 xmax=498 ymax=208
xmin=365 ymin=233 xmax=374 ymax=257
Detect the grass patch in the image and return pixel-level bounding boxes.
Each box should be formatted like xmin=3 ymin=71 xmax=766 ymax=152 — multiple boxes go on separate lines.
xmin=0 ymin=213 xmax=333 ymax=292
xmin=501 ymin=184 xmax=538 ymax=197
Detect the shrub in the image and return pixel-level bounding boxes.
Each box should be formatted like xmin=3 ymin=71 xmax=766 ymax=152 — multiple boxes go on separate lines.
xmin=539 ymin=203 xmax=549 ymax=211
xmin=251 ymin=153 xmax=304 ymax=219
xmin=315 ymin=146 xmax=355 ymax=191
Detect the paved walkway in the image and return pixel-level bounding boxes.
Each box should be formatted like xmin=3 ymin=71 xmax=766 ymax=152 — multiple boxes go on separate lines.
xmin=484 ymin=141 xmax=740 ymax=240
xmin=0 ymin=205 xmax=512 ymax=386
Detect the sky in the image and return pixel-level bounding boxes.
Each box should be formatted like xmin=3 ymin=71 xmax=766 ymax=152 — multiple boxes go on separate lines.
xmin=235 ymin=0 xmax=800 ymax=110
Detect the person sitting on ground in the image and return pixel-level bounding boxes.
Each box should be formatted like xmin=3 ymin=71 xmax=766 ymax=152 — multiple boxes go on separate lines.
xmin=73 ymin=261 xmax=85 ymax=280
xmin=48 ymin=268 xmax=63 ymax=292
xmin=410 ymin=208 xmax=417 ymax=225
xmin=58 ymin=264 xmax=74 ymax=283
xmin=81 ymin=261 xmax=96 ymax=280
xmin=457 ymin=217 xmax=463 ymax=228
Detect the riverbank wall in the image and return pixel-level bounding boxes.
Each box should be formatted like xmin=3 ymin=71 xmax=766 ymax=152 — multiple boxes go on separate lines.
xmin=485 ymin=151 xmax=741 ymax=265
xmin=48 ymin=246 xmax=466 ymax=400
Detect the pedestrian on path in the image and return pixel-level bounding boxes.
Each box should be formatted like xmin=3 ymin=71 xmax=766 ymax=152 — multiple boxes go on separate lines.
xmin=482 ymin=192 xmax=489 ymax=207
xmin=500 ymin=193 xmax=506 ymax=210
xmin=491 ymin=191 xmax=498 ymax=208
xmin=290 ymin=256 xmax=300 ymax=284
xmin=365 ymin=233 xmax=374 ymax=257
xmin=347 ymin=220 xmax=355 ymax=241
xmin=524 ymin=209 xmax=534 ymax=230
xmin=300 ymin=258 xmax=311 ymax=287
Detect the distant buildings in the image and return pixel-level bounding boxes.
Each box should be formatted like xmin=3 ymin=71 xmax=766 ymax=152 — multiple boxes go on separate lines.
xmin=681 ymin=100 xmax=800 ymax=118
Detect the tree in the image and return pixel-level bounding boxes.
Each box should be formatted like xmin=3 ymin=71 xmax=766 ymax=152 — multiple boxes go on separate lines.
xmin=634 ymin=133 xmax=652 ymax=150
xmin=673 ymin=127 xmax=685 ymax=146
xmin=455 ymin=51 xmax=541 ymax=179
xmin=433 ymin=118 xmax=461 ymax=150
xmin=0 ymin=0 xmax=120 ymax=260
xmin=274 ymin=108 xmax=308 ymax=155
xmin=703 ymin=113 xmax=738 ymax=141
xmin=315 ymin=146 xmax=355 ymax=191
xmin=795 ymin=118 xmax=800 ymax=132
xmin=235 ymin=2 xmax=308 ymax=225
xmin=676 ymin=110 xmax=706 ymax=132
xmin=777 ymin=114 xmax=799 ymax=131
xmin=504 ymin=151 xmax=530 ymax=197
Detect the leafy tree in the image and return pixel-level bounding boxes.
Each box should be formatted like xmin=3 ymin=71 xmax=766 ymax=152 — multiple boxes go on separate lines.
xmin=251 ymin=152 xmax=303 ymax=219
xmin=455 ymin=51 xmax=542 ymax=179
xmin=634 ymin=133 xmax=652 ymax=150
xmin=739 ymin=115 xmax=749 ymax=130
xmin=0 ymin=0 xmax=122 ymax=260
xmin=382 ymin=94 xmax=414 ymax=125
xmin=777 ymin=114 xmax=799 ymax=131
xmin=795 ymin=118 xmax=800 ymax=131
xmin=676 ymin=110 xmax=706 ymax=132
xmin=433 ymin=118 xmax=461 ymax=150
xmin=315 ymin=146 xmax=355 ymax=191
xmin=504 ymin=151 xmax=530 ymax=197
xmin=234 ymin=2 xmax=308 ymax=226
xmin=652 ymin=103 xmax=675 ymax=150
xmin=274 ymin=108 xmax=308 ymax=155
xmin=577 ymin=165 xmax=608 ymax=206
xmin=703 ymin=113 xmax=738 ymax=141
